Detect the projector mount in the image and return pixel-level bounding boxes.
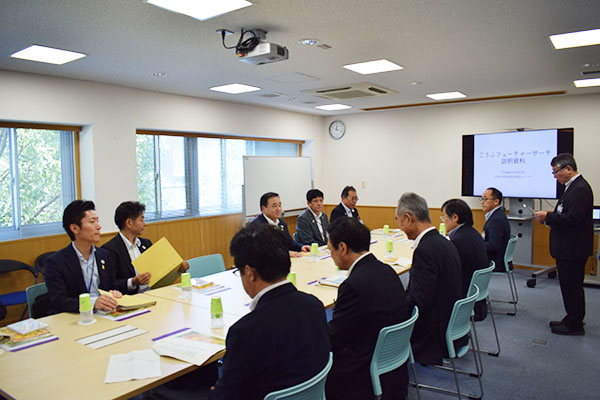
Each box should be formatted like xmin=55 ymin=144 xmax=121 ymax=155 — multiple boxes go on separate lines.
xmin=217 ymin=28 xmax=267 ymax=57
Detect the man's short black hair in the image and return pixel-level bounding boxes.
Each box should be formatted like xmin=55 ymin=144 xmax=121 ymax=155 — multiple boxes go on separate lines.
xmin=486 ymin=187 xmax=503 ymax=203
xmin=306 ymin=189 xmax=324 ymax=203
xmin=327 ymin=217 xmax=370 ymax=253
xmin=551 ymin=153 xmax=577 ymax=171
xmin=230 ymin=224 xmax=290 ymax=283
xmin=260 ymin=192 xmax=279 ymax=210
xmin=441 ymin=199 xmax=474 ymax=226
xmin=62 ymin=200 xmax=96 ymax=241
xmin=114 ymin=201 xmax=145 ymax=230
xmin=341 ymin=186 xmax=356 ymax=198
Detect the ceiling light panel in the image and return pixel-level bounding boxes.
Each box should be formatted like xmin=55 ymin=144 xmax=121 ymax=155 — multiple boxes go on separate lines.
xmin=343 ymin=59 xmax=403 ymax=75
xmin=315 ymin=104 xmax=352 ymax=111
xmin=210 ymin=83 xmax=261 ymax=94
xmin=10 ymin=45 xmax=86 ymax=65
xmin=145 ymin=0 xmax=252 ymax=21
xmin=574 ymin=78 xmax=600 ymax=88
xmin=426 ymin=91 xmax=466 ymax=100
xmin=550 ymin=28 xmax=600 ymax=49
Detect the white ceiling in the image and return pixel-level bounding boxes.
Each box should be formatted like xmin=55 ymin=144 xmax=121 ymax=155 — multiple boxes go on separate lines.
xmin=1 ymin=0 xmax=599 ymax=115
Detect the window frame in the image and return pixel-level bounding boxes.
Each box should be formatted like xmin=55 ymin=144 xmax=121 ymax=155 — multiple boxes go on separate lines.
xmin=136 ymin=130 xmax=304 ymax=220
xmin=0 ymin=121 xmax=81 ymax=241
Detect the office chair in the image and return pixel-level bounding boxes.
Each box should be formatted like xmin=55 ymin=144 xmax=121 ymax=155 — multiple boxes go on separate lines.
xmin=0 ymin=259 xmax=38 ymax=320
xmin=26 ymin=282 xmax=49 ymax=319
xmin=370 ymin=306 xmax=421 ymax=400
xmin=417 ymin=286 xmax=483 ymax=400
xmin=492 ymin=235 xmax=519 ymax=315
xmin=263 ymin=352 xmax=332 ymax=400
xmin=187 ymin=254 xmax=226 ymax=278
xmin=467 ymin=262 xmax=500 ymax=377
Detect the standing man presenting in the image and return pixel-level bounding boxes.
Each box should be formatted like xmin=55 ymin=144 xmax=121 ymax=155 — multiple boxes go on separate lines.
xmin=534 ymin=153 xmax=593 ymax=336
xmin=481 ymin=187 xmax=511 ymax=272
xmin=330 ymin=185 xmax=362 ymax=224
xmin=296 ymin=189 xmax=329 ymax=246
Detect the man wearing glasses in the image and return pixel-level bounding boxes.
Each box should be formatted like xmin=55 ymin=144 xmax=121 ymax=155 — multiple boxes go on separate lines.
xmin=534 ymin=153 xmax=593 ymax=336
xmin=481 ymin=187 xmax=511 ymax=272
xmin=330 ymin=185 xmax=363 ymax=224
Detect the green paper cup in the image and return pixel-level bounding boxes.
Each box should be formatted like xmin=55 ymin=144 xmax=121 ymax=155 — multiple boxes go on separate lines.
xmin=383 ymin=224 xmax=390 ymax=234
xmin=439 ymin=222 xmax=446 ymax=235
xmin=287 ymin=272 xmax=297 ymax=286
xmin=180 ymin=272 xmax=191 ymax=287
xmin=79 ymin=293 xmax=92 ymax=312
xmin=386 ymin=239 xmax=393 ymax=253
xmin=211 ymin=296 xmax=223 ymax=315
xmin=311 ymin=243 xmax=319 ymax=255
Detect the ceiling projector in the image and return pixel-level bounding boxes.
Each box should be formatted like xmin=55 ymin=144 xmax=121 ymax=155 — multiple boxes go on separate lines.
xmin=237 ymin=41 xmax=289 ymax=65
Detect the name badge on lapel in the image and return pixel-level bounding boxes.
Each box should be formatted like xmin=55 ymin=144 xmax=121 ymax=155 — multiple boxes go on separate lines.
xmin=100 ymin=259 xmax=106 ymax=270
xmin=557 ymin=204 xmax=563 ymax=214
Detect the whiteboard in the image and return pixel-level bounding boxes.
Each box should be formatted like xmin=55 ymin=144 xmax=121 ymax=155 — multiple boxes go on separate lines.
xmin=243 ymin=156 xmax=312 ymax=216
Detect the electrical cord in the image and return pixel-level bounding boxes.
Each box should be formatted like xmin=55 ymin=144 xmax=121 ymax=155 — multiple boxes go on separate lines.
xmin=220 ymin=29 xmax=260 ymax=55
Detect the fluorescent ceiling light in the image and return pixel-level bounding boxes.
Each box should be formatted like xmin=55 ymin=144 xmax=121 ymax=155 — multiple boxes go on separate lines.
xmin=426 ymin=91 xmax=467 ymax=100
xmin=145 ymin=0 xmax=252 ymax=21
xmin=550 ymin=28 xmax=600 ymax=49
xmin=343 ymin=59 xmax=403 ymax=75
xmin=10 ymin=45 xmax=86 ymax=65
xmin=210 ymin=83 xmax=261 ymax=94
xmin=574 ymin=78 xmax=600 ymax=88
xmin=315 ymin=104 xmax=352 ymax=111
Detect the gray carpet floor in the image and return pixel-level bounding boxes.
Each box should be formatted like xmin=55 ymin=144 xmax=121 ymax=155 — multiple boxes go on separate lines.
xmin=408 ymin=268 xmax=600 ymax=400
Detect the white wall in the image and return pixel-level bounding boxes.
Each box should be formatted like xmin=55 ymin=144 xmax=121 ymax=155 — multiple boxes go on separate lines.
xmin=0 ymin=70 xmax=326 ymax=230
xmin=322 ymin=93 xmax=600 ymax=210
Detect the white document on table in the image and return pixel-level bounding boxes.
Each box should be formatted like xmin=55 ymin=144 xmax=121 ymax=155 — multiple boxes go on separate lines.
xmin=152 ymin=330 xmax=225 ymax=366
xmin=105 ymin=349 xmax=161 ymax=383
xmin=76 ymin=325 xmax=147 ymax=349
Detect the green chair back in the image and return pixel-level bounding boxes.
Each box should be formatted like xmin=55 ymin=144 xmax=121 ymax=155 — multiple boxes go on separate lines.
xmin=188 ymin=254 xmax=226 ymax=278
xmin=263 ymin=352 xmax=332 ymax=400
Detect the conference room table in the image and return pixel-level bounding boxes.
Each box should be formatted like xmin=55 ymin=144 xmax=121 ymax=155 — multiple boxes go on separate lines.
xmin=0 ymin=229 xmax=413 ymax=400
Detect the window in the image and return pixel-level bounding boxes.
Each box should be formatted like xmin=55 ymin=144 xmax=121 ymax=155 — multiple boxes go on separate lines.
xmin=136 ymin=132 xmax=301 ymax=219
xmin=0 ymin=124 xmax=78 ymax=241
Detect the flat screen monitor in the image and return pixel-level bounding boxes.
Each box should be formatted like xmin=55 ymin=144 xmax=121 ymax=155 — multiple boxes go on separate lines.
xmin=462 ymin=128 xmax=573 ymax=199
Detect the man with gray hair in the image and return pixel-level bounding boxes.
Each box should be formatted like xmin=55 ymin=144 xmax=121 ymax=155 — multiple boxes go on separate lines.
xmin=395 ymin=193 xmax=462 ymax=365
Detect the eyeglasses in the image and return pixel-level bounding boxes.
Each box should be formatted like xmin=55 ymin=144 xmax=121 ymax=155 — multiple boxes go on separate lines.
xmin=232 ymin=268 xmax=240 ymax=276
xmin=552 ymin=165 xmax=566 ymax=176
xmin=480 ymin=197 xmax=493 ymax=202
xmin=440 ymin=215 xmax=447 ymax=222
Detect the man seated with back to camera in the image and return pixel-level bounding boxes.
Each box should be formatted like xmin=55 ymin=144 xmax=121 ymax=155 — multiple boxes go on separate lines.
xmin=326 ymin=217 xmax=409 ymax=400
xmin=441 ymin=198 xmax=490 ymax=320
xmin=296 ymin=188 xmax=329 ymax=247
xmin=45 ymin=200 xmax=122 ymax=313
xmin=395 ymin=193 xmax=463 ymax=365
xmin=102 ymin=201 xmax=189 ymax=295
xmin=249 ymin=192 xmax=310 ymax=257
xmin=209 ymin=224 xmax=330 ymax=399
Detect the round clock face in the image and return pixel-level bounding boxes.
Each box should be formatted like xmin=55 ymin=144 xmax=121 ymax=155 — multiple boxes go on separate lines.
xmin=329 ymin=120 xmax=345 ymax=140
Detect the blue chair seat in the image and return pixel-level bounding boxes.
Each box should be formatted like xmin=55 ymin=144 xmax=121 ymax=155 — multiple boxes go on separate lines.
xmin=0 ymin=292 xmax=28 ymax=306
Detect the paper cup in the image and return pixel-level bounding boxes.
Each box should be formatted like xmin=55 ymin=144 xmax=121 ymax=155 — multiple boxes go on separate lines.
xmin=79 ymin=293 xmax=92 ymax=312
xmin=211 ymin=296 xmax=223 ymax=315
xmin=383 ymin=224 xmax=390 ymax=234
xmin=311 ymin=243 xmax=319 ymax=255
xmin=180 ymin=272 xmax=191 ymax=288
xmin=287 ymin=272 xmax=297 ymax=286
xmin=386 ymin=239 xmax=393 ymax=253
xmin=439 ymin=222 xmax=446 ymax=236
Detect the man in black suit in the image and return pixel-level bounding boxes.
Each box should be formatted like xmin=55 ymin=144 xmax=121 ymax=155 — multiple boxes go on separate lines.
xmin=45 ymin=200 xmax=122 ymax=313
xmin=210 ymin=224 xmax=330 ymax=400
xmin=534 ymin=153 xmax=593 ymax=336
xmin=396 ymin=193 xmax=462 ymax=365
xmin=326 ymin=218 xmax=409 ymax=400
xmin=330 ymin=185 xmax=363 ymax=224
xmin=481 ymin=187 xmax=511 ymax=272
xmin=296 ymin=189 xmax=329 ymax=246
xmin=442 ymin=198 xmax=490 ymax=320
xmin=249 ymin=192 xmax=310 ymax=257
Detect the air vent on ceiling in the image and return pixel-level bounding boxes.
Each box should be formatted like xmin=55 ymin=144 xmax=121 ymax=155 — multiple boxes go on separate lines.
xmin=582 ymin=70 xmax=600 ymax=76
xmin=301 ymin=82 xmax=397 ymax=100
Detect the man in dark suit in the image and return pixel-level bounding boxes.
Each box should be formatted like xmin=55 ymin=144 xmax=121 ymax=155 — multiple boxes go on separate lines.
xmin=45 ymin=200 xmax=122 ymax=313
xmin=326 ymin=217 xmax=409 ymax=400
xmin=396 ymin=193 xmax=462 ymax=365
xmin=249 ymin=192 xmax=310 ymax=257
xmin=330 ymin=185 xmax=363 ymax=224
xmin=102 ymin=201 xmax=152 ymax=294
xmin=296 ymin=189 xmax=329 ymax=246
xmin=481 ymin=187 xmax=511 ymax=272
xmin=442 ymin=198 xmax=490 ymax=320
xmin=210 ymin=224 xmax=330 ymax=400
xmin=534 ymin=153 xmax=593 ymax=336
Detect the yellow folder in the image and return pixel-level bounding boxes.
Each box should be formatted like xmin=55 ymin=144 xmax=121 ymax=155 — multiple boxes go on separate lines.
xmin=99 ymin=290 xmax=157 ymax=310
xmin=131 ymin=237 xmax=184 ymax=288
